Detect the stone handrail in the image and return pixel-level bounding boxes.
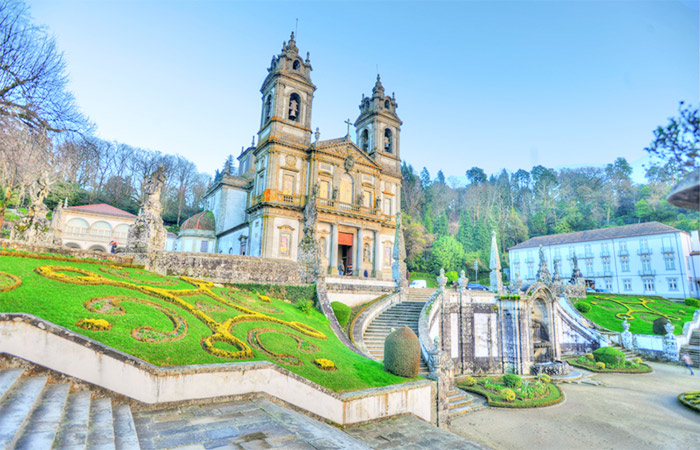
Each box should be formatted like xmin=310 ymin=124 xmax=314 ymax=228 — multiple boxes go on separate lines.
xmin=555 ymin=297 xmax=608 ymax=346
xmin=679 ymin=309 xmax=700 ymax=347
xmin=350 ymin=291 xmax=401 ymax=358
xmin=315 ymin=280 xmax=365 ymax=356
xmin=0 ymin=313 xmax=432 ymax=426
xmin=418 ymin=289 xmax=442 ymax=373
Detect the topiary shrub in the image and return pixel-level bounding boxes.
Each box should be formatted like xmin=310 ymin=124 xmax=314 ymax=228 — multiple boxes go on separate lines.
xmin=653 ymin=317 xmax=669 ymax=335
xmin=463 ymin=376 xmax=476 ymax=386
xmin=685 ymin=298 xmax=700 ymax=308
xmin=593 ymin=346 xmax=625 ymax=368
xmin=331 ymin=301 xmax=351 ymax=326
xmin=502 ymin=374 xmax=522 ymax=388
xmin=297 ymin=298 xmax=314 ymax=315
xmin=575 ymin=302 xmax=592 ymax=313
xmin=585 ymin=353 xmax=595 ymax=360
xmin=384 ymin=326 xmax=421 ymax=378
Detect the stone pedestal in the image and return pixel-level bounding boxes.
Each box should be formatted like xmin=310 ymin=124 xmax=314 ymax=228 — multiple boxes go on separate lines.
xmin=429 ymin=349 xmax=454 ymax=429
xmin=126 ymin=166 xmax=167 ymax=254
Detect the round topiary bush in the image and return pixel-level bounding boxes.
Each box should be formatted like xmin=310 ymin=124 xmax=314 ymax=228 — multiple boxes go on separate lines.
xmin=384 ymin=326 xmax=421 ymax=378
xmin=502 ymin=374 xmax=522 ymax=388
xmin=330 ymin=301 xmax=351 ymax=326
xmin=595 ymin=361 xmax=606 ymax=370
xmin=593 ymin=346 xmax=625 ymax=368
xmin=500 ymin=388 xmax=516 ymax=402
xmin=653 ymin=317 xmax=669 ymax=335
xmin=575 ymin=302 xmax=592 ymax=313
xmin=685 ymin=298 xmax=700 ymax=308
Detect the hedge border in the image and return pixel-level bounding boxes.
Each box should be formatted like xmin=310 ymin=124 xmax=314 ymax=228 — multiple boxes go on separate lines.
xmin=678 ymin=391 xmax=700 ymax=413
xmin=457 ymin=381 xmax=564 ymax=408
xmin=568 ymin=358 xmax=653 ymax=374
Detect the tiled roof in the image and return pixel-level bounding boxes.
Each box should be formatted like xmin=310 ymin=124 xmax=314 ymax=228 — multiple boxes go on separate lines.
xmin=65 ymin=203 xmax=136 ymax=218
xmin=509 ymin=222 xmax=682 ymax=251
xmin=181 ymin=211 xmax=216 ymax=231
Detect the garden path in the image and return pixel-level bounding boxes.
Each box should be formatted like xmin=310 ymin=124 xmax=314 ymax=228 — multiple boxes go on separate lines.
xmin=450 ymin=361 xmax=700 ymax=450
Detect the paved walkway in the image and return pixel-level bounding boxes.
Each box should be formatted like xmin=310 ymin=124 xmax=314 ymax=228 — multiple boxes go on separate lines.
xmin=450 ymin=362 xmax=700 ymax=450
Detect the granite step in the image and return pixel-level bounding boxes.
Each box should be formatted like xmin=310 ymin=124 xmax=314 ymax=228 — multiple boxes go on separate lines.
xmin=14 ymin=383 xmax=70 ymax=449
xmin=113 ymin=404 xmax=141 ymax=450
xmin=86 ymin=397 xmax=116 ymax=449
xmin=0 ymin=368 xmax=24 ymax=402
xmin=0 ymin=376 xmax=49 ymax=448
xmin=54 ymin=390 xmax=93 ymax=449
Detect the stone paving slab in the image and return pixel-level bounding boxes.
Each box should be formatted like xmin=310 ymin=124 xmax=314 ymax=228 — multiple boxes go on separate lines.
xmin=345 ymin=415 xmax=489 ymax=450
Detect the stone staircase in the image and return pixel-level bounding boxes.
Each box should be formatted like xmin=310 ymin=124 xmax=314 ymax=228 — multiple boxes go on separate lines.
xmin=0 ymin=368 xmax=140 ymax=449
xmin=611 ymin=343 xmax=642 ymax=361
xmin=447 ymin=388 xmax=486 ymax=417
xmin=681 ymin=329 xmax=700 ymax=367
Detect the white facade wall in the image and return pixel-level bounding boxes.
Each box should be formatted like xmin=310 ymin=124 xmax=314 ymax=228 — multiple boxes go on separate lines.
xmin=509 ymin=230 xmax=699 ymax=299
xmin=217 ymin=227 xmax=250 ymax=255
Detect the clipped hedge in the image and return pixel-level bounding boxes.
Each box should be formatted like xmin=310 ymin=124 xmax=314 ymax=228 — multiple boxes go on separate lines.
xmin=685 ymin=298 xmax=700 ymax=308
xmin=502 ymin=374 xmax=522 ymax=388
xmin=593 ymin=346 xmax=626 ymax=367
xmin=652 ymin=317 xmax=669 ymax=335
xmin=331 ymin=301 xmax=351 ymax=326
xmin=575 ymin=302 xmax=592 ymax=313
xmin=231 ymin=283 xmax=316 ymax=304
xmin=384 ymin=326 xmax=421 ymax=378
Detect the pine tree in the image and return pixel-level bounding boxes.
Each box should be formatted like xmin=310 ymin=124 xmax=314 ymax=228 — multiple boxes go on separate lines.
xmin=420 ymin=167 xmax=431 ymax=189
xmin=434 ymin=211 xmax=449 ymax=237
xmin=457 ymin=213 xmax=473 ymax=250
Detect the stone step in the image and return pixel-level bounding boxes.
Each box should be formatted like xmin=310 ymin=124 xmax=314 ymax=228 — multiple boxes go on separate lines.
xmin=0 ymin=376 xmax=49 ymax=449
xmin=0 ymin=368 xmax=25 ymax=402
xmin=86 ymin=397 xmax=116 ymax=449
xmin=54 ymin=390 xmax=93 ymax=449
xmin=14 ymin=383 xmax=70 ymax=449
xmin=113 ymin=404 xmax=141 ymax=450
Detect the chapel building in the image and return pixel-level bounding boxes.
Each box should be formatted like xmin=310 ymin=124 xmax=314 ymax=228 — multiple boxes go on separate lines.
xmin=197 ymin=33 xmax=402 ymax=279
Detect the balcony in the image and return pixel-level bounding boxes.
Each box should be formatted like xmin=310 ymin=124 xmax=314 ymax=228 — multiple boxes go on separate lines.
xmin=600 ymin=249 xmax=610 ymax=257
xmin=637 ymin=248 xmax=652 ymax=256
xmin=661 ymin=245 xmax=675 ymax=254
xmin=582 ymin=252 xmax=594 ymax=259
xmin=638 ymin=268 xmax=656 ymax=276
xmin=618 ymin=249 xmax=629 ymax=257
xmin=317 ymin=197 xmax=392 ymax=224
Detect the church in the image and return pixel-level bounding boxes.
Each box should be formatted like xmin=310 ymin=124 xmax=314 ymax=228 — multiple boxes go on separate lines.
xmin=176 ymin=33 xmax=403 ymax=279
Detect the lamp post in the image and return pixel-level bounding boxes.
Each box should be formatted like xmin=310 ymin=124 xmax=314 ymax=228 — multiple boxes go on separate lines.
xmin=474 ymin=260 xmax=479 ymax=283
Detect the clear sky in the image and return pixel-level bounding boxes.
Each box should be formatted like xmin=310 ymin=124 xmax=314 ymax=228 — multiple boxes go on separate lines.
xmin=26 ymin=0 xmax=699 ymax=183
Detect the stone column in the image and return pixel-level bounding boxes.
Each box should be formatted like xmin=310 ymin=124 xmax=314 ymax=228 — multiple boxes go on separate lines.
xmin=372 ymin=230 xmax=379 ymax=277
xmin=355 ymin=227 xmax=364 ymax=276
xmin=330 ymin=224 xmax=338 ymax=275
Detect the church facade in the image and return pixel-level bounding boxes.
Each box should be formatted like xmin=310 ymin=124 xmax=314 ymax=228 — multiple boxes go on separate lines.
xmin=198 ymin=33 xmax=402 ymax=279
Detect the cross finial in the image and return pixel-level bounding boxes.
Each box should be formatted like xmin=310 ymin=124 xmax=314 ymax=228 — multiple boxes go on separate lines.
xmin=344 ymin=118 xmax=352 ymax=136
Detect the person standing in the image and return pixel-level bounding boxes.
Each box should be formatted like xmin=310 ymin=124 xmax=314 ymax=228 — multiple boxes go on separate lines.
xmin=681 ymin=353 xmax=694 ymax=375
xmin=338 ymin=261 xmax=344 ymax=276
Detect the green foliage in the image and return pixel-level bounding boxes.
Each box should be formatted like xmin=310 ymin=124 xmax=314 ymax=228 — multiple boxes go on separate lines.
xmin=685 ymin=298 xmax=700 ymax=308
xmin=428 ymin=235 xmax=464 ymax=273
xmin=463 ymin=376 xmax=476 ymax=386
xmin=445 ymin=271 xmax=458 ymax=283
xmin=330 ymin=301 xmax=351 ymax=326
xmin=383 ymin=326 xmax=421 ymax=378
xmin=575 ymin=302 xmax=592 ymax=313
xmin=593 ymin=347 xmax=625 ymax=368
xmin=645 ymin=102 xmax=699 ymax=181
xmin=652 ymin=317 xmax=669 ymax=335
xmin=232 ymin=283 xmax=316 ymax=304
xmin=502 ymin=374 xmax=522 ymax=388
xmin=297 ymin=298 xmax=315 ymax=315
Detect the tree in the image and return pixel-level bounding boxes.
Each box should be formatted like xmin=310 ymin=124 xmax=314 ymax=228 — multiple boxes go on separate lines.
xmin=428 ymin=235 xmax=464 ymax=273
xmin=466 ymin=167 xmax=487 ymax=184
xmin=0 ymin=0 xmax=85 ymax=133
xmin=645 ymin=102 xmax=699 ymax=181
xmin=436 ymin=170 xmax=446 ymax=185
xmin=420 ymin=167 xmax=431 ymax=189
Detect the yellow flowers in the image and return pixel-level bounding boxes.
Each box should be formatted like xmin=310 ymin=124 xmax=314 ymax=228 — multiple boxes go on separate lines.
xmin=77 ymin=318 xmax=112 ymax=331
xmin=595 ymin=362 xmax=606 ymax=370
xmin=313 ymin=358 xmax=337 ymax=371
xmin=463 ymin=376 xmax=477 ymax=386
xmin=500 ymin=388 xmax=516 ymax=402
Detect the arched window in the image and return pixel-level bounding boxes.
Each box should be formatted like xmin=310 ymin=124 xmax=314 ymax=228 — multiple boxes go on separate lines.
xmin=114 ymin=224 xmax=129 ymax=240
xmin=384 ymin=128 xmax=393 ymax=153
xmin=339 ymin=174 xmax=353 ymax=204
xmin=90 ymin=221 xmax=112 ymax=237
xmin=264 ymin=95 xmax=272 ymax=122
xmin=288 ymin=93 xmax=300 ymax=122
xmin=384 ymin=99 xmax=390 ymax=109
xmin=293 ymin=59 xmax=301 ymax=70
xmin=66 ymin=218 xmax=89 ymax=235
xmin=360 ymin=129 xmax=369 ymax=152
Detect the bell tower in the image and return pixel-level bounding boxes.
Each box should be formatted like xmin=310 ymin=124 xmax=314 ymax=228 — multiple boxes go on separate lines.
xmin=354 ymin=75 xmax=402 ymax=173
xmin=258 ymin=32 xmax=316 ymax=147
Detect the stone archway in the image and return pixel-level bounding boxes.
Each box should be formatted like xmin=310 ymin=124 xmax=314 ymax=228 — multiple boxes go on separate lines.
xmin=528 ymin=283 xmax=557 ymax=363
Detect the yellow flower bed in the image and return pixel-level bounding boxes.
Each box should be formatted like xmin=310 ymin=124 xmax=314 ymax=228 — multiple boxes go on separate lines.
xmin=77 ymin=318 xmax=112 ymax=331
xmin=313 ymin=358 xmax=337 ymax=371
xmin=0 ymin=272 xmax=22 ymax=293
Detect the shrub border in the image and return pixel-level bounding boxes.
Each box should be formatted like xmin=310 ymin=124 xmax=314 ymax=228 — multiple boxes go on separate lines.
xmin=568 ymin=357 xmax=653 ymax=374
xmin=457 ymin=381 xmax=564 ymax=408
xmin=678 ymin=391 xmax=700 ymax=413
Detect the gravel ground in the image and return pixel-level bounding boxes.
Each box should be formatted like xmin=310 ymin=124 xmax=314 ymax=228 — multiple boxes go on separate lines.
xmin=450 ymin=362 xmax=700 ymax=450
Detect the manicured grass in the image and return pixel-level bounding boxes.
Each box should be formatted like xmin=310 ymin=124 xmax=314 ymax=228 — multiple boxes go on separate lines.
xmin=678 ymin=391 xmax=700 ymax=413
xmin=0 ymin=253 xmax=416 ymax=392
xmin=574 ymin=293 xmax=699 ymax=335
xmin=457 ymin=375 xmax=564 ymax=408
xmin=567 ymin=355 xmax=652 ymax=373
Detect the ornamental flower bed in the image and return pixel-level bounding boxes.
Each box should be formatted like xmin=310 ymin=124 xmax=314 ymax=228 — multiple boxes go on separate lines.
xmin=0 ymin=251 xmax=414 ymax=392
xmin=678 ymin=391 xmax=700 ymax=413
xmin=568 ymin=351 xmax=652 ymax=373
xmin=457 ymin=374 xmax=564 ymax=408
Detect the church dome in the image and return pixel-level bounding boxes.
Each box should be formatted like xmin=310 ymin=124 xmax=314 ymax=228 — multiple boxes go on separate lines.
xmin=181 ymin=211 xmax=215 ymax=231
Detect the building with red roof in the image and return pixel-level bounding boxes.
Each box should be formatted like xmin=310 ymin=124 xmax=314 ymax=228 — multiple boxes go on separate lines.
xmin=51 ymin=203 xmax=137 ymax=253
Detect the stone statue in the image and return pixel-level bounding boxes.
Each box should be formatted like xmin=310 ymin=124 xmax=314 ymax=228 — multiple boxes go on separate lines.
xmin=437 ymin=268 xmax=447 ymax=290
xmin=489 ymin=231 xmax=503 ymax=293
xmin=11 ymin=172 xmax=60 ymax=246
xmin=458 ymin=270 xmax=468 ymax=293
xmin=126 ymin=166 xmax=168 ymax=254
xmin=570 ymin=253 xmax=583 ymax=285
xmin=536 ymin=245 xmax=552 ymax=286
xmin=297 ymin=185 xmax=321 ymax=283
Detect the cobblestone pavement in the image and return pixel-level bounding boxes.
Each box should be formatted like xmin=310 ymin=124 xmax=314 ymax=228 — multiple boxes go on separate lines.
xmin=133 ymin=397 xmax=369 ymax=449
xmin=346 ymin=415 xmax=488 ymax=450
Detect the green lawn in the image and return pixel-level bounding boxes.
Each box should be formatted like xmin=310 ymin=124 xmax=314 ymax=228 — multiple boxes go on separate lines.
xmin=574 ymin=293 xmax=699 ymax=335
xmin=0 ymin=252 xmax=415 ymax=392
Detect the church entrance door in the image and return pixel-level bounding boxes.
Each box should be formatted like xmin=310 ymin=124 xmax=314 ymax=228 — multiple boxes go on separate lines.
xmin=338 ymin=232 xmax=353 ymax=275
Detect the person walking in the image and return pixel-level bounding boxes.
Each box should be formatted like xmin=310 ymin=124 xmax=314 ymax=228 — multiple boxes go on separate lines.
xmin=681 ymin=353 xmax=694 ymax=375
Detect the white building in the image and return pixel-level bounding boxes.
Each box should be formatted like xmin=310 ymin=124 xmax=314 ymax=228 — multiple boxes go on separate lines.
xmin=508 ymin=222 xmax=699 ymax=299
xmin=52 ymin=203 xmax=136 ymax=252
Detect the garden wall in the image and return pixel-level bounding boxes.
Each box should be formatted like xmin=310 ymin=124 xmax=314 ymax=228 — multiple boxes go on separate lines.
xmin=0 ymin=313 xmax=432 ymax=426
xmin=143 ymin=251 xmax=305 ymax=285
xmin=0 ymin=239 xmax=135 ymax=265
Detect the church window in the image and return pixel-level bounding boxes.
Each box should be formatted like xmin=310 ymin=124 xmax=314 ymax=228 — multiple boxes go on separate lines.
xmin=384 ymin=128 xmax=393 ymax=153
xmin=339 ymin=174 xmax=353 ymax=204
xmin=256 ymin=171 xmax=266 ymax=196
xmin=360 ymin=129 xmax=369 ymax=152
xmin=263 ymin=95 xmax=272 ymax=122
xmin=319 ymin=179 xmax=331 ymax=199
xmin=279 ymin=232 xmax=292 ymax=257
xmin=293 ymin=59 xmax=301 ymax=70
xmin=384 ymin=99 xmax=390 ymax=109
xmin=282 ymin=173 xmax=295 ymax=196
xmin=288 ymin=93 xmax=300 ymax=122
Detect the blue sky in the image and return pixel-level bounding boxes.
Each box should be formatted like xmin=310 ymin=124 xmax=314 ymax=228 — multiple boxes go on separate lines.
xmin=26 ymin=0 xmax=699 ymax=183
